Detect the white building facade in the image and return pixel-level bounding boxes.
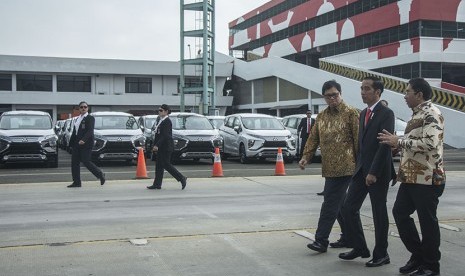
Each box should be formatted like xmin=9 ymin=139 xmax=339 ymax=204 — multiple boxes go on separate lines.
xmin=0 ymin=53 xmax=234 ymax=121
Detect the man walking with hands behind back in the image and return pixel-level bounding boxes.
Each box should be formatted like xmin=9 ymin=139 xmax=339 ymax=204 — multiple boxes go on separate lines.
xmin=339 ymin=76 xmax=395 ymax=267
xmin=378 ymin=78 xmax=445 ymax=276
xmin=68 ymin=101 xmax=105 ymax=188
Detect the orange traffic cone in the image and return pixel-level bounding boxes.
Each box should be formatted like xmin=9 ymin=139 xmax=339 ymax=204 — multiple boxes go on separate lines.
xmin=275 ymin=147 xmax=286 ymax=176
xmin=212 ymin=147 xmax=224 ymax=177
xmin=135 ymin=147 xmax=149 ymax=179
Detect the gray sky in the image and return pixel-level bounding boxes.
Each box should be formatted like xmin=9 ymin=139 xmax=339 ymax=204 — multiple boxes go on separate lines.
xmin=0 ymin=0 xmax=268 ymax=61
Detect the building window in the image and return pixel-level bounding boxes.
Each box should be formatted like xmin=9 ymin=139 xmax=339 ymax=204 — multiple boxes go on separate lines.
xmin=125 ymin=77 xmax=152 ymax=93
xmin=57 ymin=75 xmax=91 ymax=92
xmin=0 ymin=74 xmax=12 ymax=91
xmin=16 ymin=74 xmax=52 ymax=91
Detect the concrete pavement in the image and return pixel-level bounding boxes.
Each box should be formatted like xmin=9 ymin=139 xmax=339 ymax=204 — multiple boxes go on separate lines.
xmin=1 ymin=173 xmax=464 ymax=275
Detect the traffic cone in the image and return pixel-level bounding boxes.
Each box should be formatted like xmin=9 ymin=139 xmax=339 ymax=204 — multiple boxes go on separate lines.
xmin=135 ymin=147 xmax=149 ymax=179
xmin=275 ymin=147 xmax=286 ymax=176
xmin=212 ymin=147 xmax=224 ymax=177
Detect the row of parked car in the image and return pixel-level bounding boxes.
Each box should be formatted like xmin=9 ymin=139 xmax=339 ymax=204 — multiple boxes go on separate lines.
xmin=0 ymin=109 xmax=406 ymax=167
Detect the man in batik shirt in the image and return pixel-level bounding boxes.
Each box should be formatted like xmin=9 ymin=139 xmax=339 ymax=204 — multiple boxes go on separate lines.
xmin=378 ymin=77 xmax=445 ymax=276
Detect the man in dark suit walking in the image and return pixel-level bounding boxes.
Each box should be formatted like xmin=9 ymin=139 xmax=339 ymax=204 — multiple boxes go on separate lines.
xmin=297 ymin=110 xmax=315 ymax=158
xmin=68 ymin=101 xmax=105 ymax=188
xmin=147 ymin=104 xmax=187 ymax=190
xmin=339 ymin=76 xmax=395 ymax=267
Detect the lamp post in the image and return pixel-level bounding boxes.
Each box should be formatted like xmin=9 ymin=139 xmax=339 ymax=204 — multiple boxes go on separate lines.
xmin=187 ymin=44 xmax=191 ymax=59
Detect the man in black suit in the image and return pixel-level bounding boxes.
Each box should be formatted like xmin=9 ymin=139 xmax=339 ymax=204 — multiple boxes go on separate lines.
xmin=68 ymin=101 xmax=105 ymax=188
xmin=297 ymin=110 xmax=315 ymax=158
xmin=338 ymin=76 xmax=395 ymax=267
xmin=147 ymin=104 xmax=187 ymax=190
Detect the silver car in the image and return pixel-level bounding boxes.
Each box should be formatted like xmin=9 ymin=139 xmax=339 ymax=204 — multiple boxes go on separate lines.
xmin=219 ymin=113 xmax=296 ymax=164
xmin=281 ymin=114 xmax=321 ymax=162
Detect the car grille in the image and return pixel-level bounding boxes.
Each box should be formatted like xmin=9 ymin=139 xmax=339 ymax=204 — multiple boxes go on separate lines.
xmin=9 ymin=142 xmax=42 ymax=154
xmin=187 ymin=141 xmax=214 ymax=152
xmin=105 ymin=141 xmax=134 ymax=152
xmin=263 ymin=140 xmax=287 ymax=147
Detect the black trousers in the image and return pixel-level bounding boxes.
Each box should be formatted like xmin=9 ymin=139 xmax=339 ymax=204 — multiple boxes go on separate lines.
xmin=299 ymin=134 xmax=309 ymax=157
xmin=154 ymin=150 xmax=184 ymax=188
xmin=71 ymin=145 xmax=103 ymax=184
xmin=315 ymin=176 xmax=350 ymax=247
xmin=343 ymin=173 xmax=389 ymax=258
xmin=393 ymin=183 xmax=445 ymax=273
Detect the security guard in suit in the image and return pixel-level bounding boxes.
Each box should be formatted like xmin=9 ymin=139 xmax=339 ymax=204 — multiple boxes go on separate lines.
xmin=68 ymin=101 xmax=105 ymax=188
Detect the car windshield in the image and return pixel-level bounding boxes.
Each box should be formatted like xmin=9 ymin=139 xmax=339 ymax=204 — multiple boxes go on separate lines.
xmin=0 ymin=115 xmax=52 ymax=130
xmin=209 ymin=118 xmax=224 ymax=129
xmin=242 ymin=117 xmax=285 ymax=130
xmin=171 ymin=116 xmax=214 ymax=130
xmin=145 ymin=117 xmax=157 ymax=128
xmin=94 ymin=115 xmax=139 ymax=130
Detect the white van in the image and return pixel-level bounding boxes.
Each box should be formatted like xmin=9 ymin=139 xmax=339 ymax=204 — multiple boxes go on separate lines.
xmin=219 ymin=113 xmax=296 ymax=164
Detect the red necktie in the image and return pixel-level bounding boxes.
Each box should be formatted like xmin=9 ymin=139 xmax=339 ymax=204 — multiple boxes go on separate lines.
xmin=364 ymin=108 xmax=372 ymax=126
xmin=307 ymin=118 xmax=311 ymax=133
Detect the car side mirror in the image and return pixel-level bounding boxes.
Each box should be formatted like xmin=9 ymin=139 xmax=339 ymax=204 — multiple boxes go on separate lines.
xmin=233 ymin=126 xmax=241 ymax=133
xmin=140 ymin=125 xmax=145 ymax=131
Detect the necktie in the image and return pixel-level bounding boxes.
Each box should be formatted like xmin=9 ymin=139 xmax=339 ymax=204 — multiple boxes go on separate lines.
xmin=364 ymin=108 xmax=372 ymax=126
xmin=307 ymin=118 xmax=311 ymax=134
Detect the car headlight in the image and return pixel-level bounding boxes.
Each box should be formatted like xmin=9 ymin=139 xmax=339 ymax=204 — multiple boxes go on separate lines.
xmin=248 ymin=138 xmax=264 ymax=149
xmin=286 ymin=136 xmax=296 ymax=150
xmin=173 ymin=136 xmax=188 ymax=150
xmin=93 ymin=135 xmax=107 ymax=151
xmin=211 ymin=135 xmax=223 ymax=148
xmin=131 ymin=134 xmax=146 ymax=148
xmin=0 ymin=135 xmax=11 ymax=153
xmin=40 ymin=134 xmax=58 ymax=150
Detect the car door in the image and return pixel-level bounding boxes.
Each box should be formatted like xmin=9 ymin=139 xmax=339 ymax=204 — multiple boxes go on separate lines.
xmin=230 ymin=116 xmax=243 ymax=156
xmin=219 ymin=116 xmax=235 ymax=155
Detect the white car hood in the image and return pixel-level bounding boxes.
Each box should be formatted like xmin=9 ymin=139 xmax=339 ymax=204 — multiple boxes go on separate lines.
xmin=174 ymin=129 xmax=219 ymax=136
xmin=245 ymin=129 xmax=291 ymax=137
xmin=0 ymin=129 xmax=54 ymax=137
xmin=94 ymin=129 xmax=143 ymax=136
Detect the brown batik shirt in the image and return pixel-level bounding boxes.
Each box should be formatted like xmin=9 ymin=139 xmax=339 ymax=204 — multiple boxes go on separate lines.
xmin=397 ymin=100 xmax=446 ymax=185
xmin=302 ymin=101 xmax=359 ymax=177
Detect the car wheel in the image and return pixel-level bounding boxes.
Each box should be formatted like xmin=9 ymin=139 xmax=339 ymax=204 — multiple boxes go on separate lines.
xmin=239 ymin=144 xmax=249 ymax=164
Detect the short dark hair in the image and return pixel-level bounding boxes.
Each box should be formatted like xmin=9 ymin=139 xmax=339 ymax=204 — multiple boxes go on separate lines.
xmin=322 ymin=80 xmax=341 ymax=95
xmin=409 ymin=77 xmax=432 ymax=101
xmin=160 ymin=104 xmax=171 ymax=114
xmin=78 ymin=101 xmax=88 ymax=107
xmin=363 ymin=76 xmax=384 ymax=94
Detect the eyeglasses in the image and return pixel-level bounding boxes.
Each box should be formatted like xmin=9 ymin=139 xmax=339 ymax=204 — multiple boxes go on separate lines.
xmin=79 ymin=106 xmax=88 ymax=109
xmin=158 ymin=109 xmax=164 ymax=112
xmin=324 ymin=93 xmax=340 ymax=99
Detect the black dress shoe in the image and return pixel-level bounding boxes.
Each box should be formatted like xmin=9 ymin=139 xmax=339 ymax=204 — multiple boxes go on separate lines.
xmin=339 ymin=249 xmax=370 ymax=260
xmin=100 ymin=173 xmax=106 ymax=185
xmin=409 ymin=268 xmax=440 ymax=276
xmin=181 ymin=177 xmax=187 ymax=190
xmin=329 ymin=239 xmax=348 ymax=248
xmin=146 ymin=185 xmax=161 ymax=190
xmin=67 ymin=183 xmax=81 ymax=188
xmin=399 ymin=260 xmax=421 ymax=274
xmin=307 ymin=241 xmax=327 ymax=253
xmin=316 ymin=191 xmax=324 ymax=196
xmin=365 ymin=255 xmax=390 ymax=267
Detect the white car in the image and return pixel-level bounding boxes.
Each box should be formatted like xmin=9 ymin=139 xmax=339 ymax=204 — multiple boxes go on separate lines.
xmin=281 ymin=114 xmax=321 ymax=162
xmin=219 ymin=113 xmax=296 ymax=164
xmin=206 ymin=115 xmax=225 ymax=129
